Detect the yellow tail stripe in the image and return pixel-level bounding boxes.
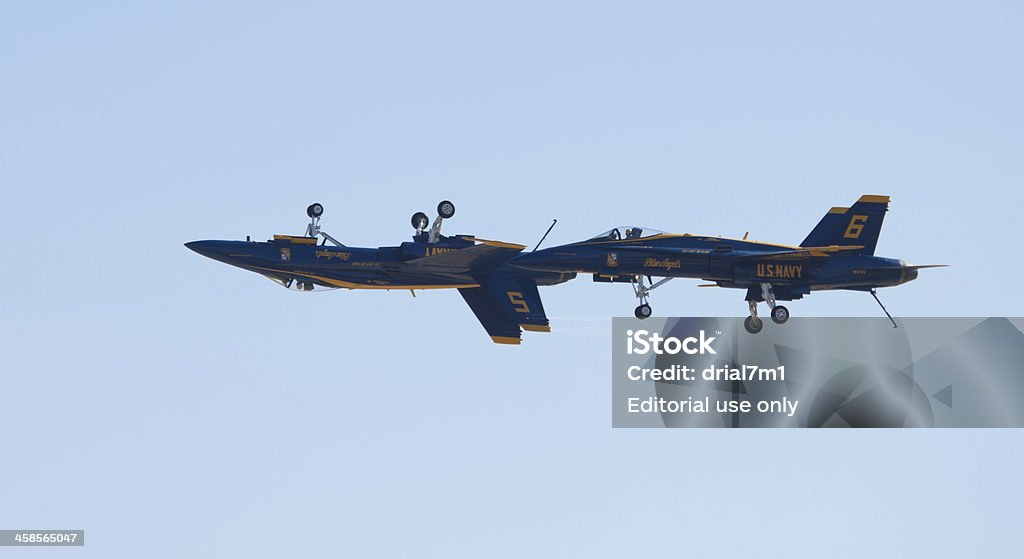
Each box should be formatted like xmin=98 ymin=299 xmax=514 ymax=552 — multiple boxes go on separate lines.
xmin=521 ymin=324 xmax=551 ymax=333
xmin=857 ymin=195 xmax=891 ymax=203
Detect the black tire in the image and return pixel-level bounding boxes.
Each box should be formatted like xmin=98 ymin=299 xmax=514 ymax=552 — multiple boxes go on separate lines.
xmin=437 ymin=200 xmax=455 ymax=219
xmin=411 ymin=211 xmax=430 ymax=230
xmin=770 ymin=305 xmax=790 ymax=324
xmin=307 ymin=203 xmax=324 ymax=218
xmin=634 ymin=304 xmax=652 ymax=319
xmin=744 ymin=316 xmax=764 ymax=334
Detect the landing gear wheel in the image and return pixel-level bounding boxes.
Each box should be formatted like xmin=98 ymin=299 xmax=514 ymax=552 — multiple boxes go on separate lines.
xmin=635 ymin=304 xmax=652 ymax=319
xmin=771 ymin=305 xmax=790 ymax=324
xmin=411 ymin=211 xmax=429 ymax=231
xmin=744 ymin=316 xmax=764 ymax=334
xmin=307 ymin=203 xmax=324 ymax=218
xmin=437 ymin=200 xmax=455 ymax=219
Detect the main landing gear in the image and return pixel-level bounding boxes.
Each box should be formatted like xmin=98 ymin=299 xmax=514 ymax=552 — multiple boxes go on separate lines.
xmin=632 ymin=275 xmax=672 ymax=319
xmin=744 ymin=282 xmax=790 ymax=334
xmin=411 ymin=200 xmax=456 ymax=243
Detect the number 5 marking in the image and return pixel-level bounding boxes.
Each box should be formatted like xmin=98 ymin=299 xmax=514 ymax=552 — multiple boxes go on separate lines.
xmin=844 ymin=215 xmax=868 ymax=239
xmin=507 ymin=291 xmax=531 ymax=313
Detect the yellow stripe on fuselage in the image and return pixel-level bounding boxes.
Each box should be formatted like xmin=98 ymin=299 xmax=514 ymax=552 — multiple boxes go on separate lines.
xmin=250 ymin=265 xmax=478 ymax=290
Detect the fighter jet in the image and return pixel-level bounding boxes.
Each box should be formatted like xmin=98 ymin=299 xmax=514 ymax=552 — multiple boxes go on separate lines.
xmin=186 ymin=201 xmax=574 ymax=344
xmin=510 ymin=195 xmax=944 ymax=334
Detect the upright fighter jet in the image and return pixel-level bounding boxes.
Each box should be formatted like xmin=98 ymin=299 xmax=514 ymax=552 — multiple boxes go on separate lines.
xmin=510 ymin=196 xmax=944 ymax=334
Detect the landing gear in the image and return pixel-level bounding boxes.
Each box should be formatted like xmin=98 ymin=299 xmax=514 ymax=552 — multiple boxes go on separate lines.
xmin=631 ymin=275 xmax=672 ymax=319
xmin=428 ymin=200 xmax=455 ymax=243
xmin=744 ymin=283 xmax=789 ymax=333
xmin=437 ymin=200 xmax=456 ymax=219
xmin=744 ymin=315 xmax=764 ymax=334
xmin=744 ymin=299 xmax=763 ymax=333
xmin=302 ymin=203 xmax=344 ymax=246
xmin=411 ymin=211 xmax=429 ymax=231
xmin=761 ymin=282 xmax=776 ymax=310
xmin=761 ymin=282 xmax=791 ymax=324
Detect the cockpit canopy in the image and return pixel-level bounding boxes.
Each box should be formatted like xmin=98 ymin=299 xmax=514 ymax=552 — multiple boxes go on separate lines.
xmin=587 ymin=226 xmax=667 ymax=241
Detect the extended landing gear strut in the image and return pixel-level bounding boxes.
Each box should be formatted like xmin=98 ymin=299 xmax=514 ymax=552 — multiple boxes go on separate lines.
xmin=744 ymin=300 xmax=763 ymax=334
xmin=744 ymin=282 xmax=790 ymax=334
xmin=632 ymin=275 xmax=672 ymax=319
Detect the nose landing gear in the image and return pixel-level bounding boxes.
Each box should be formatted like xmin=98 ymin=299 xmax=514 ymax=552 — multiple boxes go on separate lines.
xmin=303 ymin=203 xmax=345 ymax=247
xmin=632 ymin=275 xmax=672 ymax=319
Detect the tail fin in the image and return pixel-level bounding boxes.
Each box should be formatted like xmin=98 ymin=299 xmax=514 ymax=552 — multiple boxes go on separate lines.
xmin=800 ymin=195 xmax=890 ymax=255
xmin=458 ymin=275 xmax=550 ymax=345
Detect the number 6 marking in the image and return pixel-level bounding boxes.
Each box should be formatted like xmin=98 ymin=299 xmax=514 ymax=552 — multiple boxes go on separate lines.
xmin=844 ymin=215 xmax=868 ymax=239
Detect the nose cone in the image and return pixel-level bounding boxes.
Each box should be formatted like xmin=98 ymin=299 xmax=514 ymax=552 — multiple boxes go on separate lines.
xmin=185 ymin=240 xmax=220 ymax=258
xmin=185 ymin=240 xmax=248 ymax=267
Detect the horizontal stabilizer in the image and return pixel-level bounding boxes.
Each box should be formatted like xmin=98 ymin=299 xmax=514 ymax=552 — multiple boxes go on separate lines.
xmin=462 ymin=237 xmax=527 ymax=249
xmin=858 ymin=264 xmax=948 ymax=273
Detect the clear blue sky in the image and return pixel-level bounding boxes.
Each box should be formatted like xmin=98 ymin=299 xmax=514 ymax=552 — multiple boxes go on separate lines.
xmin=2 ymin=1 xmax=1021 ymax=556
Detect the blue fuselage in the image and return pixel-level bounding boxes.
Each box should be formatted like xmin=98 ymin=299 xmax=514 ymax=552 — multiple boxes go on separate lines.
xmin=187 ymin=234 xmax=572 ymax=291
xmin=509 ymin=234 xmax=917 ymax=301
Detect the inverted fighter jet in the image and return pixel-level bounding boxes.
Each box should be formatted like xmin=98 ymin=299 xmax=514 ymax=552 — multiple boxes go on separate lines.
xmin=186 ymin=201 xmax=575 ymax=344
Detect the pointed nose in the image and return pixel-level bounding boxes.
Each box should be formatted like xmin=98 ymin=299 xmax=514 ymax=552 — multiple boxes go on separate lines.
xmin=185 ymin=240 xmax=219 ymax=258
xmin=185 ymin=240 xmax=245 ymax=266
